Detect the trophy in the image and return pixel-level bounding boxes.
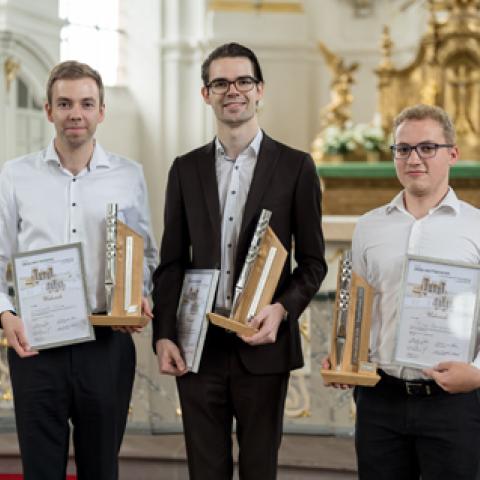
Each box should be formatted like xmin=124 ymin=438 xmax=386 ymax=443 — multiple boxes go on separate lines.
xmin=207 ymin=209 xmax=287 ymax=336
xmin=320 ymin=250 xmax=380 ymax=386
xmin=89 ymin=203 xmax=148 ymax=327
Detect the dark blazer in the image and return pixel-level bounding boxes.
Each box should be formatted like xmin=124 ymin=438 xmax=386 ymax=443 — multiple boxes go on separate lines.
xmin=152 ymin=133 xmax=327 ymax=375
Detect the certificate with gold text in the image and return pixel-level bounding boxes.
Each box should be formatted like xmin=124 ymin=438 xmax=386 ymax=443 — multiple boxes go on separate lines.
xmin=12 ymin=243 xmax=95 ymax=350
xmin=393 ymin=255 xmax=480 ymax=369
xmin=177 ymin=269 xmax=219 ymax=373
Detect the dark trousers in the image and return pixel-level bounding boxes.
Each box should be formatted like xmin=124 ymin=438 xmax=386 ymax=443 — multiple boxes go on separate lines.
xmin=8 ymin=328 xmax=135 ymax=480
xmin=354 ymin=375 xmax=480 ymax=480
xmin=176 ymin=334 xmax=289 ymax=480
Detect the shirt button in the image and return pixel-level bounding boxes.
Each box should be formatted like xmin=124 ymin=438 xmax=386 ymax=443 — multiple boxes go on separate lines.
xmin=72 ymin=202 xmax=76 ymax=207
xmin=226 ymin=270 xmax=230 ymax=274
xmin=72 ymin=229 xmax=76 ymax=233
xmin=231 ymin=191 xmax=236 ymax=195
xmin=235 ymin=166 xmax=239 ymax=170
xmin=228 ymin=243 xmax=232 ymax=248
xmin=227 ymin=295 xmax=231 ymax=300
xmin=72 ymin=178 xmax=77 ymax=182
xmin=229 ymin=217 xmax=233 ymax=221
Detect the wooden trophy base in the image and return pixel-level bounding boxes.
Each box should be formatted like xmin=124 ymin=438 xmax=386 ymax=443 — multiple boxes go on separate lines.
xmin=320 ymin=368 xmax=380 ymax=387
xmin=207 ymin=313 xmax=257 ymax=337
xmin=89 ymin=314 xmax=149 ymax=327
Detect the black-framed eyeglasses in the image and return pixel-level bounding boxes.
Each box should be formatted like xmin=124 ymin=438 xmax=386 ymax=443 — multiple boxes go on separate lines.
xmin=390 ymin=142 xmax=454 ymax=160
xmin=206 ymin=76 xmax=259 ymax=95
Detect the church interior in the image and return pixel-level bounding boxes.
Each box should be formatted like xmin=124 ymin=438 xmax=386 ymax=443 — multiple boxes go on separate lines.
xmin=1 ymin=0 xmax=479 ymax=478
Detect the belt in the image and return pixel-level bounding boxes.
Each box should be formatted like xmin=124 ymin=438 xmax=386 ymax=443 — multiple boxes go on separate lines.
xmin=378 ymin=370 xmax=446 ymax=397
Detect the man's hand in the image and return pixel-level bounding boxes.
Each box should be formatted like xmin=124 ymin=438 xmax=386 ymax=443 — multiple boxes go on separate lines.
xmin=156 ymin=338 xmax=188 ymax=376
xmin=141 ymin=296 xmax=154 ymax=319
xmin=0 ymin=311 xmax=38 ymax=358
xmin=240 ymin=303 xmax=285 ymax=346
xmin=424 ymin=361 xmax=480 ymax=393
xmin=321 ymin=355 xmax=351 ymax=390
xmin=112 ymin=296 xmax=153 ymax=334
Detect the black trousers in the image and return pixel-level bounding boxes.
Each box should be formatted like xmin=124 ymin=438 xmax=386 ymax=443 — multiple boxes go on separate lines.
xmin=8 ymin=328 xmax=135 ymax=480
xmin=176 ymin=334 xmax=289 ymax=480
xmin=354 ymin=374 xmax=480 ymax=480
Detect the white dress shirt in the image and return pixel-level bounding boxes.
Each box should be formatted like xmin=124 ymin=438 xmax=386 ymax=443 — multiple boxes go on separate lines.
xmin=352 ymin=188 xmax=480 ymax=379
xmin=0 ymin=140 xmax=158 ymax=314
xmin=215 ymin=129 xmax=262 ymax=310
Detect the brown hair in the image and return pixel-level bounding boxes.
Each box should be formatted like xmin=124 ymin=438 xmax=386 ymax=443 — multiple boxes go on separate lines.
xmin=393 ymin=104 xmax=456 ymax=144
xmin=201 ymin=42 xmax=263 ymax=86
xmin=46 ymin=60 xmax=104 ymax=106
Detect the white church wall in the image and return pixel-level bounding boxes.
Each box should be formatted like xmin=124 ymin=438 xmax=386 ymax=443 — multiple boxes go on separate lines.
xmin=95 ymin=86 xmax=141 ymax=162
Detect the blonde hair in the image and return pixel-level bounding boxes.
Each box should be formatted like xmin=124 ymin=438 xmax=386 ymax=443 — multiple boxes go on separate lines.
xmin=393 ymin=104 xmax=455 ymax=144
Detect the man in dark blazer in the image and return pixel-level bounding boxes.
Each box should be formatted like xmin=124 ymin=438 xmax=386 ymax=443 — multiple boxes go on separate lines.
xmin=152 ymin=42 xmax=327 ymax=480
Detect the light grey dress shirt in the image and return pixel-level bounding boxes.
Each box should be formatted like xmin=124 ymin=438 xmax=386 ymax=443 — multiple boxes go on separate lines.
xmin=352 ymin=188 xmax=480 ymax=379
xmin=0 ymin=140 xmax=158 ymax=315
xmin=215 ymin=129 xmax=263 ymax=310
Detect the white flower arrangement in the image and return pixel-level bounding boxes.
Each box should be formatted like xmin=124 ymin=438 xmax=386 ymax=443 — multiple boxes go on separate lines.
xmin=315 ymin=121 xmax=388 ymax=156
xmin=322 ymin=124 xmax=357 ymax=154
xmin=352 ymin=123 xmax=386 ymax=152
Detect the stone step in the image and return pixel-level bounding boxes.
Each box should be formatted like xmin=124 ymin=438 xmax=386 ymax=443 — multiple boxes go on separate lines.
xmin=0 ymin=433 xmax=358 ymax=479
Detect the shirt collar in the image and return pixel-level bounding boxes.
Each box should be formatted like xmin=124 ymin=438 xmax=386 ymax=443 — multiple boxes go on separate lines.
xmin=215 ymin=129 xmax=263 ymax=160
xmin=385 ymin=187 xmax=460 ymax=215
xmin=43 ymin=139 xmax=110 ymax=170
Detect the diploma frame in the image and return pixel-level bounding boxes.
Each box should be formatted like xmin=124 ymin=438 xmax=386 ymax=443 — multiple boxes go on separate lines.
xmin=12 ymin=243 xmax=94 ymax=350
xmin=393 ymin=255 xmax=480 ymax=369
xmin=177 ymin=269 xmax=219 ymax=373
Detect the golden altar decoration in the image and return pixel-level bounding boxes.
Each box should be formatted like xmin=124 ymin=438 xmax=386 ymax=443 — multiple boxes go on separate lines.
xmin=315 ymin=0 xmax=480 ymax=216
xmin=312 ymin=43 xmax=389 ymax=164
xmin=376 ymin=0 xmax=480 ymax=160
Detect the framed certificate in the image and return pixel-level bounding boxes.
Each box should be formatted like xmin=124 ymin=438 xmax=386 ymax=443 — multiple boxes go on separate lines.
xmin=393 ymin=255 xmax=480 ymax=369
xmin=177 ymin=269 xmax=219 ymax=373
xmin=12 ymin=243 xmax=95 ymax=350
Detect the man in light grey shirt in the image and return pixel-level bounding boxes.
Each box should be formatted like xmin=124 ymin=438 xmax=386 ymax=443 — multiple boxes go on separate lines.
xmin=0 ymin=61 xmax=157 ymax=480
xmin=215 ymin=130 xmax=262 ymax=310
xmin=350 ymin=104 xmax=480 ymax=480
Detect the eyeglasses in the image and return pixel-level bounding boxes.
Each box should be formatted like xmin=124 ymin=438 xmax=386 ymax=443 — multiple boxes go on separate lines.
xmin=206 ymin=76 xmax=259 ymax=95
xmin=390 ymin=142 xmax=454 ymax=160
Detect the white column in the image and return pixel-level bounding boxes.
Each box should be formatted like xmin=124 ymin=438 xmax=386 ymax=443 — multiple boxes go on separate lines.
xmin=123 ymin=0 xmax=208 ymax=240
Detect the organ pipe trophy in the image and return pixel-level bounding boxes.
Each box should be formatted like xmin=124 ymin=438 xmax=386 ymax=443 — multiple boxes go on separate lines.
xmin=89 ymin=203 xmax=148 ymax=327
xmin=208 ymin=209 xmax=287 ymax=336
xmin=321 ymin=250 xmax=380 ymax=386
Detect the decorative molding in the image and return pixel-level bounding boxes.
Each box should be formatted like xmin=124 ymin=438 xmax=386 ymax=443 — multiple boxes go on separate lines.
xmin=0 ymin=3 xmax=65 ymax=31
xmin=208 ymin=1 xmax=303 ymax=13
xmin=4 ymin=57 xmax=20 ymax=93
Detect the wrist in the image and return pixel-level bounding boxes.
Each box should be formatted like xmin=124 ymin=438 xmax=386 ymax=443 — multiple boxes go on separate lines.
xmin=0 ymin=310 xmax=16 ymax=326
xmin=275 ymin=303 xmax=288 ymax=321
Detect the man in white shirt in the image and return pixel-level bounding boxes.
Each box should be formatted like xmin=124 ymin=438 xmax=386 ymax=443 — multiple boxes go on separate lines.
xmin=351 ymin=104 xmax=480 ymax=479
xmin=0 ymin=61 xmax=157 ymax=480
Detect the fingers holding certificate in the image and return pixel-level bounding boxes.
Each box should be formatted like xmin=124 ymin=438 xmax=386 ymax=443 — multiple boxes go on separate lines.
xmin=12 ymin=243 xmax=95 ymax=350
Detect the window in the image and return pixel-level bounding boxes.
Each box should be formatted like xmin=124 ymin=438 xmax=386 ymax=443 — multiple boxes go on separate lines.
xmin=15 ymin=78 xmax=46 ymax=156
xmin=59 ymin=0 xmax=121 ymax=86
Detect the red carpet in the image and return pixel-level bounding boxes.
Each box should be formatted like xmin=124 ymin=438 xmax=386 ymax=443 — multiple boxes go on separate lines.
xmin=0 ymin=476 xmax=76 ymax=479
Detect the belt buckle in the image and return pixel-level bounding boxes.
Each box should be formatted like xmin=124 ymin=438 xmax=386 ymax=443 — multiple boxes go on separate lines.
xmin=405 ymin=382 xmax=431 ymax=396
